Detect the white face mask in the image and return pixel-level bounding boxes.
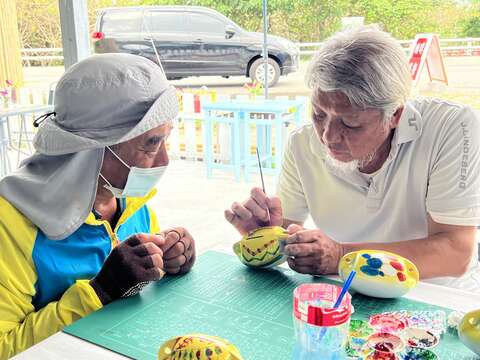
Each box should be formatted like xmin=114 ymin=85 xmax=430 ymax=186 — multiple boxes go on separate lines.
xmin=99 ymin=146 xmax=167 ymax=198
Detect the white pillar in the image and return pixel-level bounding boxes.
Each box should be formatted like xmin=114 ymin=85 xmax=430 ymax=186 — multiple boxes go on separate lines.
xmin=58 ymin=0 xmax=90 ymax=69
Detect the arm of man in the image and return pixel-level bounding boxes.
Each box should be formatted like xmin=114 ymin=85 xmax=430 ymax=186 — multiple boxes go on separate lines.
xmin=342 ymin=215 xmax=476 ymax=278
xmin=0 ymin=199 xmax=102 ymax=359
xmin=283 ymin=217 xmax=477 ymax=278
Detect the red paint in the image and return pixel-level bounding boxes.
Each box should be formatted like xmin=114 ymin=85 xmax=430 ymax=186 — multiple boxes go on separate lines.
xmin=407 ymin=339 xmax=418 ymax=347
xmin=389 ymin=261 xmax=403 ymax=271
xmin=374 ymin=342 xmax=394 ymax=352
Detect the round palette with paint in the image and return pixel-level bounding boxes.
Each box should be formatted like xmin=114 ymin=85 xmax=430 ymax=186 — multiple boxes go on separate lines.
xmin=369 ymin=314 xmax=409 ymax=334
xmin=232 ymin=226 xmax=288 ymax=268
xmin=338 ymin=250 xmax=419 ymax=298
xmin=366 ymin=332 xmax=405 ymax=354
xmin=365 ymin=351 xmax=400 ymax=360
xmin=402 ymin=347 xmax=438 ymax=360
xmin=402 ymin=328 xmax=439 ymax=349
xmin=350 ymin=319 xmax=375 ymax=338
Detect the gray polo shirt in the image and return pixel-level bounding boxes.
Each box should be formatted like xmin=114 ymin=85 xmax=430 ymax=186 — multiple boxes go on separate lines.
xmin=277 ymin=98 xmax=480 ymax=292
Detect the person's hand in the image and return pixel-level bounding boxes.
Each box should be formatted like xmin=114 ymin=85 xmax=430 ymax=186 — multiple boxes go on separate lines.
xmin=224 ymin=187 xmax=283 ymax=235
xmin=282 ymin=224 xmax=344 ymax=275
xmin=159 ymin=227 xmax=196 ymax=274
xmin=90 ymin=233 xmax=165 ymax=305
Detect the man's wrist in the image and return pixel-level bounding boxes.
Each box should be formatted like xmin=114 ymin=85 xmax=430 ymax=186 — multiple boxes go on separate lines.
xmin=334 ymin=241 xmax=347 ymax=273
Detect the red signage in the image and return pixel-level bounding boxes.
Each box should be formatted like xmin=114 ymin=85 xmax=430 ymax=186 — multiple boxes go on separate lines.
xmin=408 ymin=34 xmax=448 ymax=86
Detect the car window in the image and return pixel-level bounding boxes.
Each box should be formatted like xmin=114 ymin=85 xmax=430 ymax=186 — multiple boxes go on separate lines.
xmin=186 ymin=13 xmax=226 ymax=34
xmin=101 ymin=11 xmax=142 ymax=35
xmin=146 ymin=11 xmax=186 ymax=33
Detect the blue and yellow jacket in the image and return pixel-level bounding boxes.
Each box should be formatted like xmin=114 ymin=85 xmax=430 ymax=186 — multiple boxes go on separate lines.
xmin=0 ymin=190 xmax=160 ymax=359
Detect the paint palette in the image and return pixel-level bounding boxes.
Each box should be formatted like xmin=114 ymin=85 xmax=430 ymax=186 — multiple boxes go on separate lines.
xmin=339 ymin=250 xmax=419 ymax=298
xmin=233 ymin=226 xmax=288 ymax=268
xmin=158 ymin=334 xmax=243 ymax=360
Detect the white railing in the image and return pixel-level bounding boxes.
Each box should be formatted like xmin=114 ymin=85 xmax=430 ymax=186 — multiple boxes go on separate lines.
xmin=21 ymin=48 xmax=64 ymax=65
xmin=21 ymin=38 xmax=480 ymax=66
xmin=296 ymin=37 xmax=480 ymax=56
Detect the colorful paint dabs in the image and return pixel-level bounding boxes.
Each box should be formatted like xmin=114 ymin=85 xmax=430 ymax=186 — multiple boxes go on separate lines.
xmin=402 ymin=348 xmax=438 ymax=360
xmin=350 ymin=320 xmax=375 ymax=338
xmin=402 ymin=328 xmax=438 ymax=349
xmin=366 ymin=352 xmax=400 ymax=360
xmin=369 ymin=314 xmax=409 ymax=334
xmin=367 ymin=333 xmax=405 ymax=353
xmin=377 ymin=311 xmax=447 ymax=337
xmin=358 ymin=253 xmax=409 ymax=281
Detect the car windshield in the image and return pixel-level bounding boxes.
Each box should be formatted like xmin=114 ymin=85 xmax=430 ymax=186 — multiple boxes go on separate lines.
xmin=210 ymin=10 xmax=242 ymax=31
xmin=101 ymin=10 xmax=142 ymax=34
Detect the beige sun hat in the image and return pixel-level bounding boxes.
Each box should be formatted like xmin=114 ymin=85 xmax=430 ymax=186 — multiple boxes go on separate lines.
xmin=34 ymin=53 xmax=178 ymax=155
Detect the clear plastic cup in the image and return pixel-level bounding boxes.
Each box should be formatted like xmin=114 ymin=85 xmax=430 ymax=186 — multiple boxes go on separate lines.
xmin=292 ymin=283 xmax=352 ymax=360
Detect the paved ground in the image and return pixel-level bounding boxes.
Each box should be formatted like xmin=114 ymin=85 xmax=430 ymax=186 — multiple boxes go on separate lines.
xmin=23 ymin=57 xmax=480 ymax=98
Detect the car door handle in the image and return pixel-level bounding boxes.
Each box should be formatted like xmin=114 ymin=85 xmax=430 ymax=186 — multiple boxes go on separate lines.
xmin=193 ymin=39 xmax=203 ymax=44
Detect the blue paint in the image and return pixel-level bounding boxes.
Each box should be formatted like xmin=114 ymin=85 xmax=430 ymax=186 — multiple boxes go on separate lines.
xmin=360 ymin=265 xmax=381 ymax=276
xmin=367 ymin=257 xmax=383 ymax=269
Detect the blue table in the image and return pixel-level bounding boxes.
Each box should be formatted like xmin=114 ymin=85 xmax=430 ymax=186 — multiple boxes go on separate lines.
xmin=202 ymin=99 xmax=306 ymax=181
xmin=0 ymin=105 xmax=53 ymax=178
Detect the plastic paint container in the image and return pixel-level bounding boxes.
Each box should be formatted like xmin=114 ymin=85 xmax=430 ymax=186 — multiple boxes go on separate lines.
xmin=292 ymin=283 xmax=352 ymax=360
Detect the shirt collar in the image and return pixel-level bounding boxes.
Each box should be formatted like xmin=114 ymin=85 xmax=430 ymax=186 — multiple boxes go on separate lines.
xmin=393 ymin=101 xmax=423 ymax=146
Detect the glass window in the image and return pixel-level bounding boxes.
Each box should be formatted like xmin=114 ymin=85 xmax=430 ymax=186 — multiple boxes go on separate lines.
xmin=187 ymin=13 xmax=226 ymax=34
xmin=101 ymin=11 xmax=142 ymax=34
xmin=146 ymin=11 xmax=186 ymax=33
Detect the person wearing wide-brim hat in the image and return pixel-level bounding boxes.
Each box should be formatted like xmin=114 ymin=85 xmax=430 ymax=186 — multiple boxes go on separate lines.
xmin=0 ymin=53 xmax=196 ymax=358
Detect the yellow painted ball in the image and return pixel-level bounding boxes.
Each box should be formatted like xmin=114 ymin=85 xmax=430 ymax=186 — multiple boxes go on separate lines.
xmin=233 ymin=226 xmax=288 ymax=268
xmin=158 ymin=334 xmax=243 ymax=360
xmin=459 ymin=309 xmax=480 ymax=356
xmin=338 ymin=250 xmax=419 ymax=298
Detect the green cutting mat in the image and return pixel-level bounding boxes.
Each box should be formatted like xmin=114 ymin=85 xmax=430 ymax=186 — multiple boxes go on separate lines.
xmin=65 ymin=251 xmax=477 ymax=359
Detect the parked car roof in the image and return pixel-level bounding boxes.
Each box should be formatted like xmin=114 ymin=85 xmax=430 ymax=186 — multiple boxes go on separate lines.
xmin=97 ymin=6 xmax=221 ymax=13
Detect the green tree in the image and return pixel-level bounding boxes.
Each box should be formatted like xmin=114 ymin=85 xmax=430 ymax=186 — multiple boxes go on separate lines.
xmin=348 ymin=0 xmax=464 ymax=39
xmin=460 ymin=0 xmax=480 ymax=37
xmin=15 ymin=0 xmax=480 ymax=49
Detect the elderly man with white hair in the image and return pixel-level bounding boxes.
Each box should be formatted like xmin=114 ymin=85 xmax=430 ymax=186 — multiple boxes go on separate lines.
xmin=226 ymin=26 xmax=480 ymax=292
xmin=0 ymin=54 xmax=195 ymax=358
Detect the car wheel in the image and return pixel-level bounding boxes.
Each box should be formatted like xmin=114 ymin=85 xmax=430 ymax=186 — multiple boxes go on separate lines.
xmin=249 ymin=58 xmax=281 ymax=87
